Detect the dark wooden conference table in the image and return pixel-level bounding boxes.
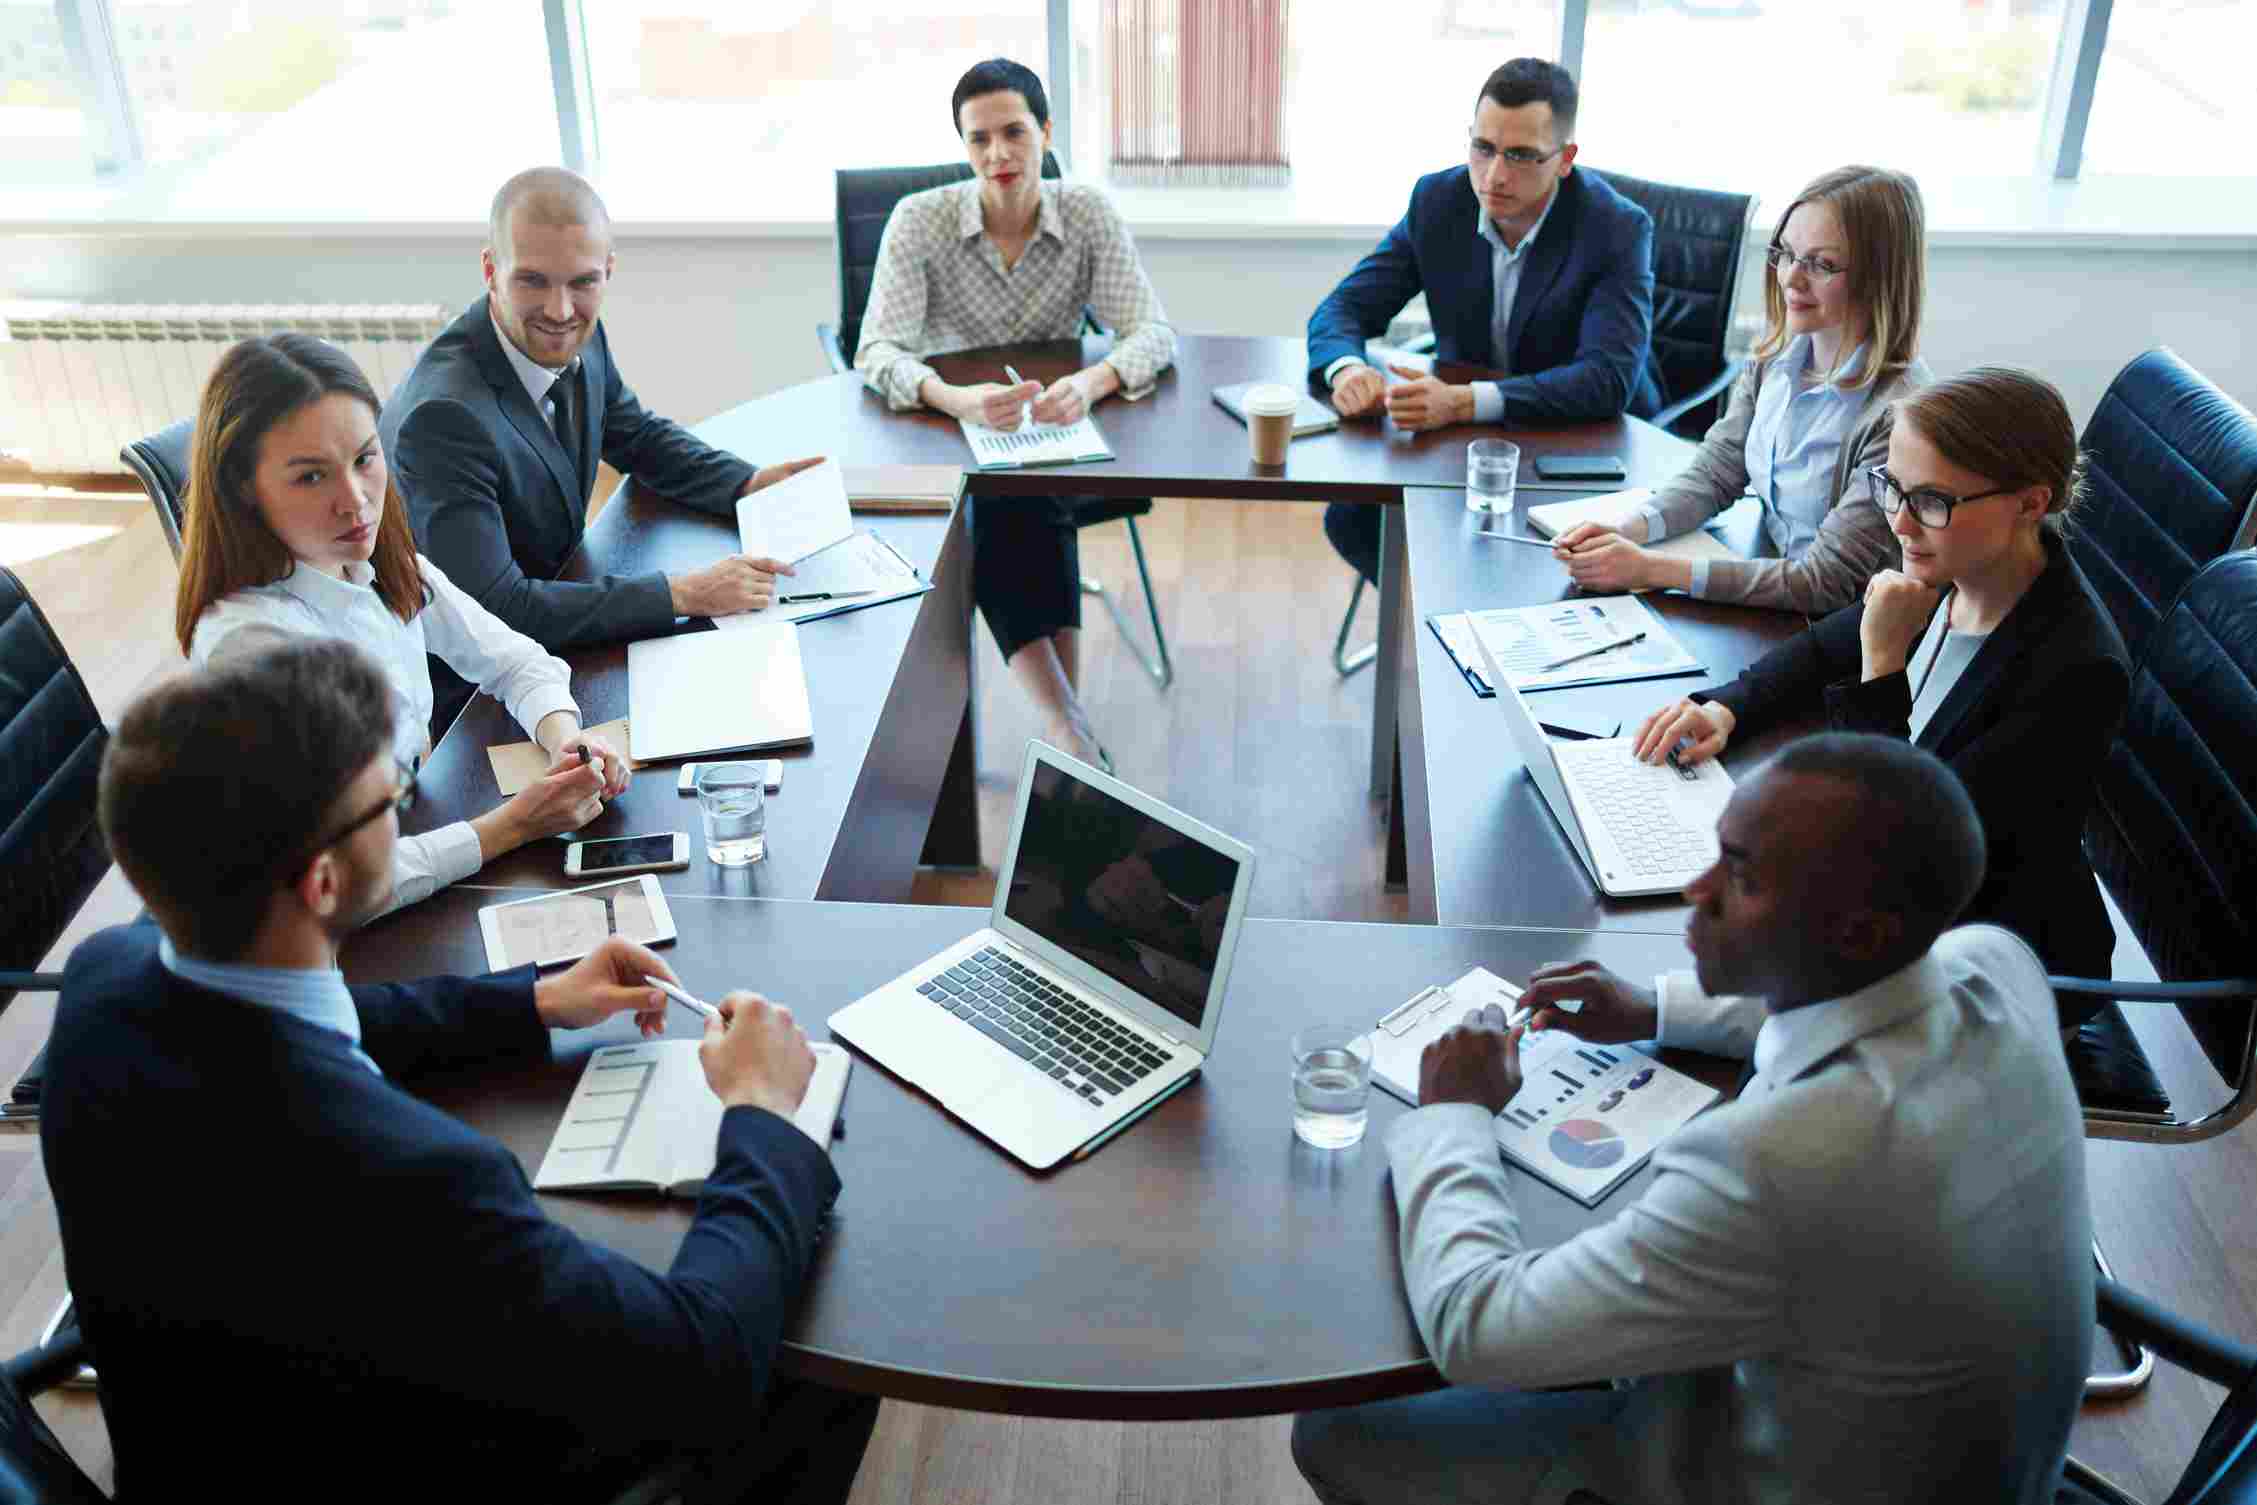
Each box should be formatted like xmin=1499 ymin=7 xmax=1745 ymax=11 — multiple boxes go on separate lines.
xmin=358 ymin=331 xmax=1807 ymax=1418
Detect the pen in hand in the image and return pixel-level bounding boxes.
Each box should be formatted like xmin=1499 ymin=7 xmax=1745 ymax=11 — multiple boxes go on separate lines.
xmin=1004 ymin=364 xmax=1035 ymax=428
xmin=1540 ymin=629 xmax=1648 ymax=673
xmin=647 ymin=975 xmax=719 ymax=1021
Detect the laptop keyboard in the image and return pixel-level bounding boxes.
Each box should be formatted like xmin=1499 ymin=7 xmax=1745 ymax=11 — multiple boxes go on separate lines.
xmin=1554 ymin=742 xmax=1714 ymax=878
xmin=915 ymin=946 xmax=1171 ymax=1105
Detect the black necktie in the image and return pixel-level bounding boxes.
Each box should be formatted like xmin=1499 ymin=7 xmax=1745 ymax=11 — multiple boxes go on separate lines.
xmin=549 ymin=368 xmax=582 ymax=493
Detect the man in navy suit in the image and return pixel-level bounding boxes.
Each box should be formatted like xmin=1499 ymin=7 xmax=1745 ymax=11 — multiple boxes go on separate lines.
xmin=43 ymin=637 xmax=877 ymax=1502
xmin=1308 ymin=59 xmax=1664 ymax=582
xmin=381 ymin=167 xmax=821 ymax=652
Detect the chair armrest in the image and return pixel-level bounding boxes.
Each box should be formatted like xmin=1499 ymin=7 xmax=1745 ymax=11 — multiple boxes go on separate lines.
xmin=2049 ymin=976 xmax=2257 ymax=1004
xmin=1 ymin=1327 xmax=85 ymax=1398
xmin=2097 ymin=1278 xmax=2257 ymax=1389
xmin=815 ymin=324 xmax=849 ymax=375
xmin=1652 ymin=359 xmax=1744 ymax=434
xmin=0 ymin=973 xmax=65 ymax=993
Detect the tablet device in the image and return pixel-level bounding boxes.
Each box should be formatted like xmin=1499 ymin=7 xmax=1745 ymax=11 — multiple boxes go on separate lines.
xmin=478 ymin=875 xmax=678 ymax=972
xmin=1533 ymin=453 xmax=1628 ymax=483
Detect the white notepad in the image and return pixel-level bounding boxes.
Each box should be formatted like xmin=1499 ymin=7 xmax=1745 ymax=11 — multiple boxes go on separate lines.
xmin=1525 ymin=488 xmax=1737 ymax=569
xmin=535 ymin=1040 xmax=851 ymax=1197
xmin=713 ymin=530 xmax=928 ymax=629
xmin=958 ymin=412 xmax=1113 ymax=469
xmin=736 ymin=457 xmax=855 ymax=564
xmin=627 ymin=622 xmax=813 ymax=763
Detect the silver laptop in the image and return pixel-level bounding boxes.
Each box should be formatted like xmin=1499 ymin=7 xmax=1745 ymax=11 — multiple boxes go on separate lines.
xmin=829 ymin=742 xmax=1256 ymax=1170
xmin=1470 ymin=631 xmax=1733 ymax=898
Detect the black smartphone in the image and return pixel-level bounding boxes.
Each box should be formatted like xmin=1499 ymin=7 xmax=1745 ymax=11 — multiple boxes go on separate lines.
xmin=1533 ymin=453 xmax=1629 ymax=483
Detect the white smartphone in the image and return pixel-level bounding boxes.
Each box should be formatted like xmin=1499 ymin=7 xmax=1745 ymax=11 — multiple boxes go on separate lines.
xmin=677 ymin=759 xmax=783 ymax=794
xmin=478 ymin=875 xmax=678 ymax=972
xmin=563 ymin=831 xmax=690 ymax=879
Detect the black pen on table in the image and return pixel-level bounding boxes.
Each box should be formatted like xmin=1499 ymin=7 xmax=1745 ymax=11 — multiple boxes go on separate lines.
xmin=1540 ymin=630 xmax=1647 ymax=673
xmin=778 ymin=588 xmax=878 ymax=604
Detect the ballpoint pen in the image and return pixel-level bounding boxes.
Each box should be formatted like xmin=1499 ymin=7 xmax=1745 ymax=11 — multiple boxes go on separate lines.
xmin=778 ymin=588 xmax=878 ymax=604
xmin=1540 ymin=629 xmax=1647 ymax=673
xmin=551 ymin=744 xmax=601 ymax=840
xmin=1473 ymin=531 xmax=1557 ymax=548
xmin=647 ymin=975 xmax=719 ymax=1021
xmin=1003 ymin=363 xmax=1036 ymax=428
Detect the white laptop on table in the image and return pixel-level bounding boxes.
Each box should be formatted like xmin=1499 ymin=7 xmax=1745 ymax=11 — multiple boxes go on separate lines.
xmin=829 ymin=742 xmax=1256 ymax=1171
xmin=1470 ymin=631 xmax=1733 ymax=898
xmin=626 ymin=621 xmax=812 ymax=763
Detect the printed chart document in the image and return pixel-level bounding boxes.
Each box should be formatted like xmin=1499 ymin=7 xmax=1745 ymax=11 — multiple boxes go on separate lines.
xmin=714 ymin=530 xmax=930 ymax=629
xmin=1371 ymin=967 xmax=1720 ymax=1207
xmin=536 ymin=1041 xmax=851 ymax=1196
xmin=1526 ymin=488 xmax=1737 ymax=569
xmin=958 ymin=412 xmax=1113 ymax=469
xmin=735 ymin=457 xmax=855 ymax=565
xmin=1437 ymin=594 xmax=1701 ymax=693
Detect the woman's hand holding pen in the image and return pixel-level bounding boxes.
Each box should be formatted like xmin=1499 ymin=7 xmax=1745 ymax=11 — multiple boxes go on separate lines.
xmin=1552 ymin=521 xmax=1656 ymax=593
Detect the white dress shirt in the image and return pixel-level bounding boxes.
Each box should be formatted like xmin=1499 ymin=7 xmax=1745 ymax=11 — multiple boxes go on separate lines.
xmin=854 ymin=179 xmax=1177 ymax=411
xmin=490 ymin=310 xmax=573 ymax=425
xmin=1387 ymin=926 xmax=2092 ymax=1505
xmin=1325 ymin=179 xmax=1559 ymax=423
xmin=158 ymin=932 xmax=379 ymax=1075
xmin=189 ymin=554 xmax=578 ymax=916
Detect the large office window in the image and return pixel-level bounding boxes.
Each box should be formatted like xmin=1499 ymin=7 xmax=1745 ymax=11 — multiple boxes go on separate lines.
xmin=2079 ymin=0 xmax=2253 ymax=176
xmin=1576 ymin=0 xmax=2063 ymax=200
xmin=0 ymin=3 xmax=90 ymax=184
xmin=581 ymin=2 xmax=1047 ymax=215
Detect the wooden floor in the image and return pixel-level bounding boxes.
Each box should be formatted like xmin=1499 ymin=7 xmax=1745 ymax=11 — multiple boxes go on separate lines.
xmin=2 ymin=484 xmax=2247 ymax=1503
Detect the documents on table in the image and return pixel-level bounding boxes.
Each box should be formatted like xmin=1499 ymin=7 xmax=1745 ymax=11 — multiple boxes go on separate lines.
xmin=736 ymin=457 xmax=855 ymax=564
xmin=844 ymin=463 xmax=960 ymax=513
xmin=713 ymin=529 xmax=931 ymax=629
xmin=1371 ymin=966 xmax=1720 ymax=1207
xmin=1430 ymin=595 xmax=1700 ymax=694
xmin=486 ymin=715 xmax=635 ymax=797
xmin=535 ymin=1040 xmax=851 ymax=1196
xmin=958 ymin=411 xmax=1113 ymax=469
xmin=1525 ymin=488 xmax=1738 ymax=568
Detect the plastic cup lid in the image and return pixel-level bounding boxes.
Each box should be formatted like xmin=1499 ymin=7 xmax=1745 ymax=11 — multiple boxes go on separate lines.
xmin=1243 ymin=383 xmax=1301 ymax=417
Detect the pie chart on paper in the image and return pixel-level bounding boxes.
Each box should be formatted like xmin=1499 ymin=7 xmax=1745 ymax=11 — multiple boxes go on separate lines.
xmin=1549 ymin=1118 xmax=1625 ymax=1170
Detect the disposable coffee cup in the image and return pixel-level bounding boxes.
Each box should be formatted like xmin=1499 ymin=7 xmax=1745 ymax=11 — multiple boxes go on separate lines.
xmin=1244 ymin=384 xmax=1299 ymax=466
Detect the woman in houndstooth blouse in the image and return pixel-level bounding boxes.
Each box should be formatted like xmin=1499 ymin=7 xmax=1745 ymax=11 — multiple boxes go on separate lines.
xmin=856 ymin=58 xmax=1178 ymax=772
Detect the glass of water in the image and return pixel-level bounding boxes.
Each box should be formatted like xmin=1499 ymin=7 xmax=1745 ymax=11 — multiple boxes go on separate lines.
xmin=1466 ymin=439 xmax=1522 ymax=518
xmin=1291 ymin=1026 xmax=1374 ymax=1149
xmin=694 ymin=762 xmax=767 ymax=867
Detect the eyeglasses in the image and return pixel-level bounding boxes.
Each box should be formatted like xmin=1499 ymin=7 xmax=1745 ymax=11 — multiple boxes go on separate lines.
xmin=1765 ymin=245 xmax=1848 ymax=282
xmin=284 ymin=754 xmax=419 ymax=878
xmin=1864 ymin=466 xmax=2018 ymax=529
xmin=1468 ymin=135 xmax=1566 ymax=171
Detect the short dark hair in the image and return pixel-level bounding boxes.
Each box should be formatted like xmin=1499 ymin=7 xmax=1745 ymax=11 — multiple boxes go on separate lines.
xmin=99 ymin=638 xmax=398 ymax=960
xmin=1767 ymin=733 xmax=1987 ymax=951
xmin=488 ymin=165 xmax=612 ymax=265
xmin=1477 ymin=57 xmax=1578 ymax=140
xmin=952 ymin=58 xmax=1049 ymax=134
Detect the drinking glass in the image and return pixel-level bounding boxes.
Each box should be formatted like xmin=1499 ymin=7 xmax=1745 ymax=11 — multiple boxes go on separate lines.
xmin=1467 ymin=439 xmax=1522 ymax=517
xmin=695 ymin=762 xmax=767 ymax=866
xmin=1291 ymin=1026 xmax=1373 ymax=1148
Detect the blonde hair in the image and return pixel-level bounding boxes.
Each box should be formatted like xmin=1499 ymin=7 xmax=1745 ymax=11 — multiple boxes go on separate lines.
xmin=1754 ymin=165 xmax=1926 ymax=391
xmin=1895 ymin=366 xmax=2085 ymax=529
xmin=175 ymin=335 xmax=425 ymax=655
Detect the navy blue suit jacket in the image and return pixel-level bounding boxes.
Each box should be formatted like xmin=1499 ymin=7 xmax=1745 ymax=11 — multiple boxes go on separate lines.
xmin=42 ymin=924 xmax=837 ymax=1501
xmin=1307 ymin=166 xmax=1664 ymax=422
xmin=380 ymin=297 xmax=757 ymax=651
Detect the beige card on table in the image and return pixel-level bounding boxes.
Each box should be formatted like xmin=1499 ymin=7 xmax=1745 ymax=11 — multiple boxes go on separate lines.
xmin=844 ymin=464 xmax=960 ymax=514
xmin=486 ymin=716 xmax=635 ymax=796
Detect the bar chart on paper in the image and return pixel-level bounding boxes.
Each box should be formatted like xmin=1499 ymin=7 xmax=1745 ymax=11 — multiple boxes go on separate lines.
xmin=958 ymin=413 xmax=1114 ymax=469
xmin=1491 ymin=1029 xmax=1718 ymax=1206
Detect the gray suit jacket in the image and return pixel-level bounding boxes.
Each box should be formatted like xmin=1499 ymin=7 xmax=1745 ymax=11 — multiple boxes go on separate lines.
xmin=380 ymin=297 xmax=757 ymax=651
xmin=1386 ymin=925 xmax=2091 ymax=1505
xmin=1645 ymin=354 xmax=1929 ymax=616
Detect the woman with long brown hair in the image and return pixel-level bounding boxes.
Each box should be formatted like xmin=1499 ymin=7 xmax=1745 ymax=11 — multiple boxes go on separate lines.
xmin=177 ymin=333 xmax=631 ymax=917
xmin=1554 ymin=165 xmax=1932 ymax=615
xmin=1632 ymin=366 xmax=2132 ymax=1017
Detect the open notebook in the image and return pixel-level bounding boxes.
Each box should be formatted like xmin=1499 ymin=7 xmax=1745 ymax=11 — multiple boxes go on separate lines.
xmin=1525 ymin=488 xmax=1737 ymax=568
xmin=535 ymin=1040 xmax=851 ymax=1197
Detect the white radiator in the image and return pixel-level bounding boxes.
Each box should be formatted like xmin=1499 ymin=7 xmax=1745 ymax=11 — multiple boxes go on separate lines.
xmin=0 ymin=302 xmax=449 ymax=478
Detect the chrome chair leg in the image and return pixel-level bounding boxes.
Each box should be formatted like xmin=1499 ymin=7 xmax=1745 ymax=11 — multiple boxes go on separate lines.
xmin=1334 ymin=576 xmax=1376 ymax=677
xmin=1080 ymin=517 xmax=1173 ymax=689
xmin=2085 ymin=1240 xmax=2155 ymax=1398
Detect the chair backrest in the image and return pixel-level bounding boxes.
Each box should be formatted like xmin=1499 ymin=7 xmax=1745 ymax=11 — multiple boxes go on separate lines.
xmin=2083 ymin=550 xmax=2257 ymax=1084
xmin=834 ymin=151 xmax=1064 ymax=365
xmin=1594 ymin=169 xmax=1755 ymax=423
xmin=2070 ymin=348 xmax=2257 ymax=665
xmin=0 ymin=1373 xmax=107 ymax=1505
xmin=122 ymin=417 xmax=195 ymax=564
xmin=0 ymin=568 xmax=109 ymax=1014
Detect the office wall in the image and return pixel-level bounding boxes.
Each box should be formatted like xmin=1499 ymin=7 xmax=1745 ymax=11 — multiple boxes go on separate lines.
xmin=8 ymin=229 xmax=2253 ymax=436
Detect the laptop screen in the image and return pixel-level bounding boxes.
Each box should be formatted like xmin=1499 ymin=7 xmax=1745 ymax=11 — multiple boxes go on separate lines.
xmin=1002 ymin=759 xmax=1243 ymax=1031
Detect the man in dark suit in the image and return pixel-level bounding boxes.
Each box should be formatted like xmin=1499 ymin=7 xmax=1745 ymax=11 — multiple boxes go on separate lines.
xmin=1308 ymin=58 xmax=1664 ymax=582
xmin=381 ymin=166 xmax=820 ymax=651
xmin=43 ymin=637 xmax=876 ymax=1502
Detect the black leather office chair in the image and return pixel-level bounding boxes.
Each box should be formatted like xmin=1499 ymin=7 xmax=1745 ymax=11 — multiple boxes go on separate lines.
xmin=119 ymin=420 xmax=193 ymax=564
xmin=2059 ymin=1279 xmax=2257 ymax=1505
xmin=1596 ymin=169 xmax=1759 ymax=440
xmin=2066 ymin=348 xmax=2257 ymax=667
xmin=820 ymin=156 xmax=1173 ymax=688
xmin=2050 ymin=550 xmax=2257 ymax=1396
xmin=0 ymin=1324 xmax=106 ymax=1504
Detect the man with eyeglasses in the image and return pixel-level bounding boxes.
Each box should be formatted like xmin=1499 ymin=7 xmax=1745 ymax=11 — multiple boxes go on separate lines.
xmin=42 ymin=636 xmax=879 ymax=1502
xmin=1308 ymin=57 xmax=1664 ymax=585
